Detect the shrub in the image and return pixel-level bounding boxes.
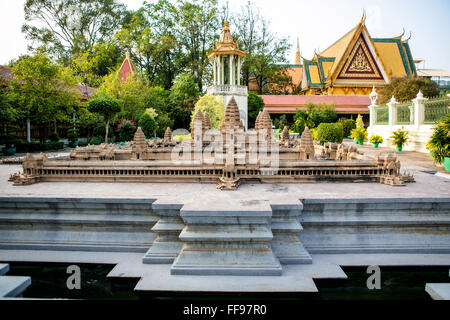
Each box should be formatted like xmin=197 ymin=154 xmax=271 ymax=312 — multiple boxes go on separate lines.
xmin=316 ymin=123 xmax=344 ymax=145
xmin=67 ymin=129 xmax=78 ymax=147
xmin=369 ymin=135 xmax=383 ymax=144
xmin=191 ymin=95 xmax=225 ymax=130
xmin=427 ymin=113 xmax=450 ymax=164
xmin=155 ymin=113 xmax=174 ymax=137
xmin=49 ymin=132 xmax=60 ymax=142
xmin=139 ymin=113 xmax=158 ymax=138
xmin=118 ymin=120 xmax=137 ymax=141
xmin=390 ymin=127 xmax=409 ymax=147
xmin=291 ymin=118 xmax=305 ymax=136
xmin=351 ymin=128 xmax=368 ymax=142
xmin=356 ymin=114 xmax=364 ymax=129
xmin=310 ymin=128 xmax=318 ymax=141
xmin=44 ymin=141 xmax=64 ymax=150
xmin=338 ymin=119 xmax=356 ymax=137
xmin=77 ymin=141 xmax=89 ymax=147
xmin=15 ymin=141 xmax=64 ymax=152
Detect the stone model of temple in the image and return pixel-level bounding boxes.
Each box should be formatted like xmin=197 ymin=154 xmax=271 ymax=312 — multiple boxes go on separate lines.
xmin=10 ymin=96 xmax=413 ymax=189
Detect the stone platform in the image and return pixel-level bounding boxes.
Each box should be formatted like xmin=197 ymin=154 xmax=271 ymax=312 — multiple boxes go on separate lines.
xmin=0 ymin=163 xmax=449 ymax=293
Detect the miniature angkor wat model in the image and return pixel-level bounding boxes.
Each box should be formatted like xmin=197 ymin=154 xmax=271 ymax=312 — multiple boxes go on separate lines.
xmin=10 ymin=97 xmax=413 ymax=189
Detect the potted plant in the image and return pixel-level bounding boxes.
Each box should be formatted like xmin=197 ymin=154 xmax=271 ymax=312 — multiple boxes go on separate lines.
xmin=426 ymin=113 xmax=450 ymax=171
xmin=351 ymin=128 xmax=368 ymax=145
xmin=369 ymin=135 xmax=383 ymax=148
xmin=390 ymin=127 xmax=409 ymax=152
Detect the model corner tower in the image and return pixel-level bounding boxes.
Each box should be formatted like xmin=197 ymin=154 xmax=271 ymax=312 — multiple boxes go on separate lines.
xmin=207 ymin=19 xmax=248 ymax=129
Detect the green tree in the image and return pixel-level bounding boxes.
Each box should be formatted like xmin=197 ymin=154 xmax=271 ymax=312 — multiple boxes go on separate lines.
xmin=115 ymin=0 xmax=182 ymax=89
xmin=176 ymin=0 xmax=220 ymax=91
xmin=0 ymin=89 xmax=17 ymax=131
xmin=71 ymin=40 xmax=123 ymax=87
xmin=8 ymin=51 xmax=80 ymax=142
xmin=97 ymin=70 xmax=147 ymax=121
xmin=247 ymin=92 xmax=264 ymax=127
xmin=87 ymin=95 xmax=121 ymax=142
xmin=170 ymin=72 xmax=200 ymax=129
xmin=232 ymin=1 xmax=291 ymax=92
xmin=379 ymin=77 xmax=440 ymax=104
xmin=23 ymin=0 xmax=127 ymax=61
xmin=139 ymin=113 xmax=158 ymax=138
xmin=190 ymin=94 xmax=225 ymax=130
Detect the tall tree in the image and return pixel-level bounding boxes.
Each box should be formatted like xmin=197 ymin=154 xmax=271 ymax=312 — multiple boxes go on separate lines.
xmin=176 ymin=0 xmax=220 ymax=91
xmin=71 ymin=40 xmax=124 ymax=87
xmin=22 ymin=0 xmax=127 ymax=62
xmin=115 ymin=0 xmax=182 ymax=89
xmin=231 ymin=1 xmax=291 ymax=93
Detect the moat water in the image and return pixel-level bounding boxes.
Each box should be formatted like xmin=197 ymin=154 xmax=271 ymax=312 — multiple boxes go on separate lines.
xmin=6 ymin=262 xmax=450 ymax=300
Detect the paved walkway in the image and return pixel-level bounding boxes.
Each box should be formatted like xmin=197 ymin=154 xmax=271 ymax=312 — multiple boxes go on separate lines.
xmin=0 ymin=148 xmax=73 ymax=164
xmin=342 ymin=139 xmax=448 ymax=173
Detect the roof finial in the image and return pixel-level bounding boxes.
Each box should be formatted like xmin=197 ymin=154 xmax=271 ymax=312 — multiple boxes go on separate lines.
xmin=224 ymin=18 xmax=229 ymax=28
xmin=126 ymin=51 xmax=130 ymax=59
xmin=404 ymin=31 xmax=412 ymax=42
xmin=395 ymin=28 xmax=405 ymax=40
xmin=361 ymin=9 xmax=366 ymax=24
xmin=295 ymin=37 xmax=301 ymax=65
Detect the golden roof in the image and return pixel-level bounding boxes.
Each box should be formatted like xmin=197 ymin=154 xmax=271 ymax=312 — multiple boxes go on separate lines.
xmin=208 ymin=20 xmax=246 ymax=59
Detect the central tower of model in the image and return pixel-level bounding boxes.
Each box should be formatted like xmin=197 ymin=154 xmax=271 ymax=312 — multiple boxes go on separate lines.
xmin=207 ymin=19 xmax=248 ymax=129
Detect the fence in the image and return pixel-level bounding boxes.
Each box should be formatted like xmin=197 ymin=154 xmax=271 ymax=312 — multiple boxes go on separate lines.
xmin=423 ymin=97 xmax=449 ymax=124
xmin=367 ymin=90 xmax=449 ymax=153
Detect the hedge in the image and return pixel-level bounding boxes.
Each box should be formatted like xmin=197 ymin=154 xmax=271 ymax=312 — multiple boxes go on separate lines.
xmin=338 ymin=119 xmax=356 ymax=137
xmin=14 ymin=141 xmax=64 ymax=152
xmin=316 ymin=123 xmax=344 ymax=145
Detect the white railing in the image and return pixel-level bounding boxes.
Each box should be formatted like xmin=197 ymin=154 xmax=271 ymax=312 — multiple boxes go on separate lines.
xmin=367 ymin=88 xmax=449 ymax=152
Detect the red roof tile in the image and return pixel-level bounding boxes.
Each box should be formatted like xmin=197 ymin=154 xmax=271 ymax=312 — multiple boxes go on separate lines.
xmin=261 ymin=95 xmax=370 ymax=106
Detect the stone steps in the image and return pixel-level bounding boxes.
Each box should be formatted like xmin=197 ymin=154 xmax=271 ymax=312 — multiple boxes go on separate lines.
xmin=300 ymin=198 xmax=450 ymax=254
xmin=0 ymin=264 xmax=31 ymax=298
xmin=0 ymin=198 xmax=157 ymax=253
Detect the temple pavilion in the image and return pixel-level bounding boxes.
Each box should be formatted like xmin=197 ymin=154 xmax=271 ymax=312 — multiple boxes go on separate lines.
xmin=256 ymin=14 xmax=417 ymax=119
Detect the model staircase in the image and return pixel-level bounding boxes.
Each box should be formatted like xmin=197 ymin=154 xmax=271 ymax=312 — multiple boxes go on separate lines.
xmin=142 ymin=199 xmax=312 ymax=276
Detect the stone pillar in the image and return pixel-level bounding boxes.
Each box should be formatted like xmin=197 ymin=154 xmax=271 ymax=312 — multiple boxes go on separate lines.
xmin=237 ymin=56 xmax=241 ymax=85
xmin=229 ymin=54 xmax=234 ymax=85
xmin=213 ymin=57 xmax=217 ymax=85
xmin=412 ymin=90 xmax=427 ymax=129
xmin=221 ymin=56 xmax=224 ymax=85
xmin=368 ymin=86 xmax=378 ymax=128
xmin=387 ymin=96 xmax=398 ymax=128
xmin=26 ymin=119 xmax=31 ymax=143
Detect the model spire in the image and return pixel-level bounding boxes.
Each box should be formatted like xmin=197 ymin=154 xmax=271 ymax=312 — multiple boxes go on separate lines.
xmin=295 ymin=37 xmax=301 ymax=65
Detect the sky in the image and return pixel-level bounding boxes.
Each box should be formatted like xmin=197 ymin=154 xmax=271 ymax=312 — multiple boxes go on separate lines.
xmin=0 ymin=0 xmax=449 ymax=71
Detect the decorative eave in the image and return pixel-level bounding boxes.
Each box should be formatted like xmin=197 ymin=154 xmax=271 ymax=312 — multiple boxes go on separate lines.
xmin=207 ymin=48 xmax=246 ymax=59
xmin=329 ymin=21 xmax=391 ymax=85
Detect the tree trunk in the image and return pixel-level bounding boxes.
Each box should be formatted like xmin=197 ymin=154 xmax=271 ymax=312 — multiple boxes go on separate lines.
xmin=54 ymin=120 xmax=57 ymax=133
xmin=105 ymin=118 xmax=110 ymax=143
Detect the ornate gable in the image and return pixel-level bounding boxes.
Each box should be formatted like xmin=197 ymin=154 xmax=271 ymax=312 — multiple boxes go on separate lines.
xmin=337 ymin=35 xmax=383 ymax=80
